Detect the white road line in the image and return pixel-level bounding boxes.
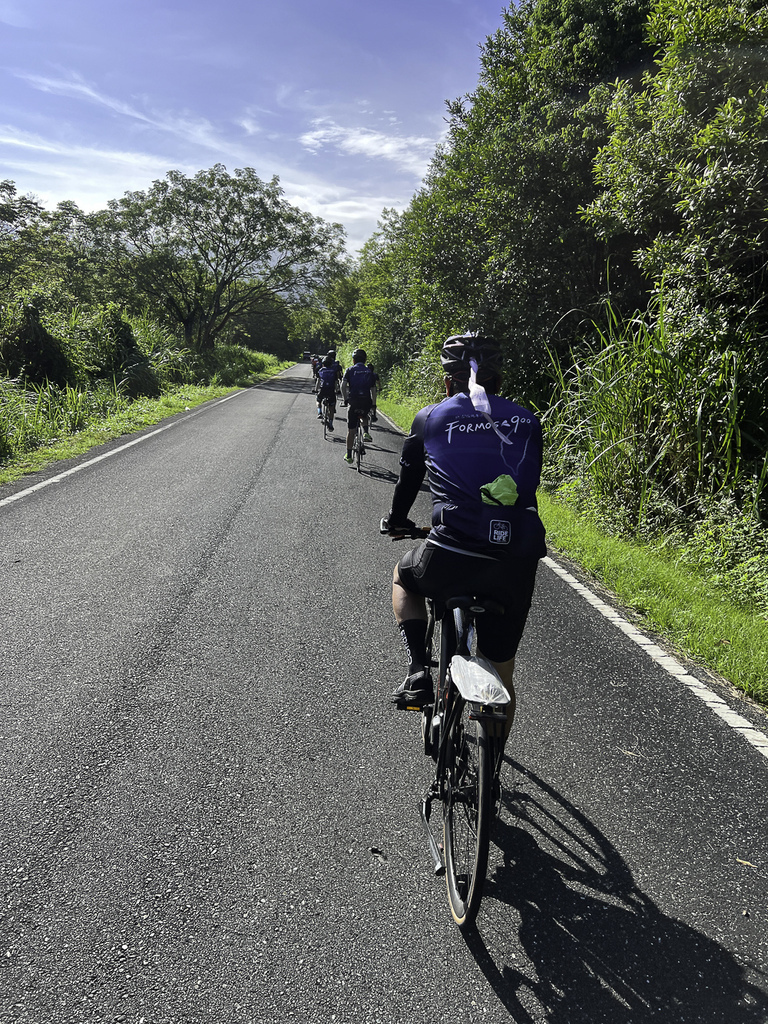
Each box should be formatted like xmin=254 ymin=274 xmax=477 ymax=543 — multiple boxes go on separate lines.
xmin=543 ymin=555 xmax=768 ymax=762
xmin=0 ymin=392 xmax=244 ymax=510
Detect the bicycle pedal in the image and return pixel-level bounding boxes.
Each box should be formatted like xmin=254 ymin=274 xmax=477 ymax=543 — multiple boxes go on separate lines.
xmin=394 ymin=701 xmax=423 ymax=713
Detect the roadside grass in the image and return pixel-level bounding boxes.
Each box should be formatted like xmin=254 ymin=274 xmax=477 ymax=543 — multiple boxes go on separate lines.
xmin=0 ymin=361 xmax=291 ymax=487
xmin=378 ymin=396 xmax=768 ymax=708
xmin=539 ymin=493 xmax=768 ymax=705
xmin=377 ymin=395 xmax=423 ymax=431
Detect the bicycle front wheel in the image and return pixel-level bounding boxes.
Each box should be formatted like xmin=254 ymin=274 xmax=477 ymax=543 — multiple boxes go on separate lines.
xmin=443 ymin=698 xmax=493 ymax=928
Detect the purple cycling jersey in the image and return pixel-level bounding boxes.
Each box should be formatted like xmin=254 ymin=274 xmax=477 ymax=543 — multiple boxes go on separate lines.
xmin=343 ymin=362 xmax=376 ymax=400
xmin=391 ymin=391 xmax=546 ymax=560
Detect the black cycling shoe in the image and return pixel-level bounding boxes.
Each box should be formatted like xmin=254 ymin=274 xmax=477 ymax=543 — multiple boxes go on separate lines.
xmin=391 ymin=669 xmax=434 ymax=709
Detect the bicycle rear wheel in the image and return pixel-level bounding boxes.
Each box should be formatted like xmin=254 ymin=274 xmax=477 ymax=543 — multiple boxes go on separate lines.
xmin=443 ymin=697 xmax=492 ymax=928
xmin=355 ymin=424 xmax=364 ymax=472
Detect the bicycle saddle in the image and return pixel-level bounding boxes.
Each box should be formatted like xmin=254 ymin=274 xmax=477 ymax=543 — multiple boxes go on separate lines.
xmin=445 ymin=594 xmax=505 ymax=616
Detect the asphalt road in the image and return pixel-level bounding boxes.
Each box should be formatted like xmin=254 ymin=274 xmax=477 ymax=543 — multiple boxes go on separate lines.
xmin=1 ymin=362 xmax=767 ymax=1023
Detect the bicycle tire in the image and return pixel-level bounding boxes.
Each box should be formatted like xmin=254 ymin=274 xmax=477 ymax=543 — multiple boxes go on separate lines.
xmin=443 ymin=696 xmax=493 ymax=928
xmin=355 ymin=424 xmax=364 ymax=472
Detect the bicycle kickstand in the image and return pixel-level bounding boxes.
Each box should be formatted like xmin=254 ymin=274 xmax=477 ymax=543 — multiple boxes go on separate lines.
xmin=419 ymin=788 xmax=445 ymax=876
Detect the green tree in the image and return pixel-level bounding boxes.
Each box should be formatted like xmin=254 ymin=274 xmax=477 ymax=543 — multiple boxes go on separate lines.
xmin=289 ymin=268 xmax=360 ymax=354
xmin=583 ymin=0 xmax=768 ymax=477
xmin=0 ymin=181 xmax=45 ymax=293
xmin=398 ymin=0 xmax=654 ymax=399
xmin=103 ymin=165 xmax=347 ymax=351
xmin=586 ymin=0 xmax=768 ymax=334
xmin=349 ymin=209 xmax=424 ymax=378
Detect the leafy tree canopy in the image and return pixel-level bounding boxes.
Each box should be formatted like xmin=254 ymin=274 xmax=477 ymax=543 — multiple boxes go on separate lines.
xmin=102 ymin=164 xmax=347 ymax=350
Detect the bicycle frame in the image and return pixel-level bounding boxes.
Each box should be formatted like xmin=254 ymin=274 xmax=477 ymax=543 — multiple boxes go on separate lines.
xmin=379 ymin=519 xmax=511 ymax=927
xmin=419 ymin=596 xmax=510 ymax=878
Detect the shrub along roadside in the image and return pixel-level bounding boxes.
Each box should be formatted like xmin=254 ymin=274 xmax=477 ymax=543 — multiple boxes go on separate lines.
xmin=377 ymin=396 xmax=768 ymax=708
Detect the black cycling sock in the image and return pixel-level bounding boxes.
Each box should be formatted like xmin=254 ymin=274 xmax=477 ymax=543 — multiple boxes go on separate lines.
xmin=398 ymin=619 xmax=428 ymax=675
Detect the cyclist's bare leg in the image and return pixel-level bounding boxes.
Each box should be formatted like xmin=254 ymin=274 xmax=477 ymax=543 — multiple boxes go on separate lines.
xmin=392 ymin=564 xmax=427 ymax=625
xmin=392 ymin=564 xmax=428 ymax=675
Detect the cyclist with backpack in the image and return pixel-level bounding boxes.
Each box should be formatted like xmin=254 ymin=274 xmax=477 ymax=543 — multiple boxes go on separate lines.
xmin=315 ymin=353 xmax=341 ymax=430
xmin=381 ymin=333 xmax=546 ymax=732
xmin=342 ymin=348 xmax=377 ymax=465
xmin=326 ymin=349 xmax=343 ymax=395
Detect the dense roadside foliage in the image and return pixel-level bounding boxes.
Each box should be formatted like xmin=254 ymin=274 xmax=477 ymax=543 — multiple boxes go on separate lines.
xmin=312 ymin=0 xmax=768 ymax=633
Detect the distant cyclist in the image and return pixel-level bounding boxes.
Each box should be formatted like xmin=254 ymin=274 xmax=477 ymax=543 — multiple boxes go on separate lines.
xmin=315 ymin=353 xmax=340 ymax=430
xmin=309 ymin=358 xmax=321 ymax=393
xmin=342 ymin=348 xmax=377 ymax=464
xmin=381 ymin=333 xmax=546 ymax=734
xmin=326 ymin=349 xmax=343 ymax=395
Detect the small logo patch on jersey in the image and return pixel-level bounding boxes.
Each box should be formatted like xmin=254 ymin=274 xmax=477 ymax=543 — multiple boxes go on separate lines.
xmin=490 ymin=520 xmax=511 ymax=544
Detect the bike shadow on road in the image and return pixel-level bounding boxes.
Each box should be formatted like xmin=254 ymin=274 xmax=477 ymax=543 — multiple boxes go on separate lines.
xmin=461 ymin=759 xmax=768 ymax=1023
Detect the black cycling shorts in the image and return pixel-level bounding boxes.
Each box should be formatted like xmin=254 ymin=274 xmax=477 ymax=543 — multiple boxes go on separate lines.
xmin=396 ymin=541 xmax=539 ymax=662
xmin=347 ymin=397 xmax=372 ymax=429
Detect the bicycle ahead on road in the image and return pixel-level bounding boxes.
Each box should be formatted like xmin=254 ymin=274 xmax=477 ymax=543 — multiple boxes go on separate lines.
xmin=352 ymin=409 xmax=368 ymax=472
xmin=321 ymin=395 xmax=335 ymax=440
xmin=381 ymin=522 xmax=512 ymax=929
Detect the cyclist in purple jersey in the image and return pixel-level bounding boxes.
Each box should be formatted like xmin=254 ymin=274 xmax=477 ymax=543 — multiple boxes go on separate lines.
xmin=342 ymin=348 xmax=377 ymax=464
xmin=315 ymin=353 xmax=340 ymax=429
xmin=382 ymin=334 xmax=546 ymax=724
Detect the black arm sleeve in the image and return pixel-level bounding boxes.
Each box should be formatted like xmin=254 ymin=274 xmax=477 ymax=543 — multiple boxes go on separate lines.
xmin=390 ymin=407 xmax=430 ymax=523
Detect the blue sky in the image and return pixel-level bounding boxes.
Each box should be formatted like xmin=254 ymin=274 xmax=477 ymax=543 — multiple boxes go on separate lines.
xmin=0 ymin=0 xmax=506 ymax=255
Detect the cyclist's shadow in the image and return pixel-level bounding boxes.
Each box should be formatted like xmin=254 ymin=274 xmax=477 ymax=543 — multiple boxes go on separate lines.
xmin=463 ymin=760 xmax=768 ymax=1023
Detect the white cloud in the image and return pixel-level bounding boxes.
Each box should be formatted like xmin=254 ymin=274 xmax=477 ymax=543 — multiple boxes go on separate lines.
xmin=0 ymin=123 xmax=395 ymax=254
xmin=237 ymin=117 xmax=262 ymax=136
xmin=299 ymin=118 xmax=436 ymax=177
xmin=281 ymin=179 xmax=411 ymax=255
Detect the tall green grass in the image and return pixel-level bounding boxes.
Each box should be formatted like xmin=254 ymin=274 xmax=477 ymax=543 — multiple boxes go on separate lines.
xmin=540 ymin=302 xmax=768 ymax=623
xmin=542 ymin=303 xmax=767 ymax=526
xmin=0 ymin=378 xmax=128 ymax=461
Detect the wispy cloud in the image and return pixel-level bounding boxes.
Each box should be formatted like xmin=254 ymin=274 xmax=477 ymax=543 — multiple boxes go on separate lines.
xmin=299 ymin=118 xmax=436 ymax=177
xmin=0 ymin=123 xmax=392 ymax=253
xmin=0 ymin=1 xmax=30 ymax=28
xmin=15 ymin=70 xmax=227 ymax=152
xmin=0 ymin=124 xmax=192 ymax=208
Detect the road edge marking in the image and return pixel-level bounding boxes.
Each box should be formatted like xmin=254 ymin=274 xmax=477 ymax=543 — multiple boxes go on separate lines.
xmin=542 ymin=555 xmax=768 ymax=762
